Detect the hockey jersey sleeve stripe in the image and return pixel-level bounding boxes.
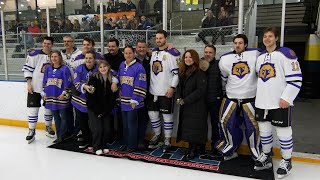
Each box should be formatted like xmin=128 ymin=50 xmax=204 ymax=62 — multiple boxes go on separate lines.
xmin=23 ymin=65 xmax=35 ymax=70
xmin=287 ymin=82 xmax=301 ymax=89
xmin=285 ymin=74 xmax=302 ymax=78
xmin=22 ymin=67 xmax=35 ymax=72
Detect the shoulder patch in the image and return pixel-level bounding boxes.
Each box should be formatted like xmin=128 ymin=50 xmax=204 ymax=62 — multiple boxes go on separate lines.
xmin=247 ymin=48 xmax=263 ymax=52
xmin=96 ymin=52 xmax=105 ymax=60
xmin=165 ymin=48 xmax=180 ymax=56
xmin=74 ymin=54 xmax=85 ymax=61
xmin=28 ymin=49 xmax=42 ymax=56
xmin=220 ymin=51 xmax=234 ymax=58
xmin=277 ymin=47 xmax=297 ymax=59
xmin=152 ymin=47 xmax=159 ymax=52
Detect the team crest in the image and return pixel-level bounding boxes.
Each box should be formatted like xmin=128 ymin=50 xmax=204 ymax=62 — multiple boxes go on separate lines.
xmin=40 ymin=63 xmax=50 ymax=73
xmin=139 ymin=73 xmax=147 ymax=81
xmin=152 ymin=60 xmax=163 ymax=75
xmin=231 ymin=61 xmax=250 ymax=79
xmin=259 ymin=62 xmax=276 ymax=82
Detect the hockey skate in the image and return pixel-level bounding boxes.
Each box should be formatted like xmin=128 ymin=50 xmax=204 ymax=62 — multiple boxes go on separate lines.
xmin=254 ymin=153 xmax=273 ymax=171
xmin=277 ymin=159 xmax=292 ymax=179
xmin=223 ymin=152 xmax=238 ymax=161
xmin=162 ymin=137 xmax=171 ymax=152
xmin=26 ymin=129 xmax=35 ymax=144
xmin=45 ymin=126 xmax=55 ymax=138
xmin=148 ymin=134 xmax=162 ymax=149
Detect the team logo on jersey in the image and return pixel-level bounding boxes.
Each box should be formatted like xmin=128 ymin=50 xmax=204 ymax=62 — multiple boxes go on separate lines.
xmin=120 ymin=76 xmax=134 ymax=86
xmin=231 ymin=61 xmax=250 ymax=79
xmin=259 ymin=62 xmax=276 ymax=82
xmin=152 ymin=60 xmax=163 ymax=75
xmin=41 ymin=63 xmax=50 ymax=73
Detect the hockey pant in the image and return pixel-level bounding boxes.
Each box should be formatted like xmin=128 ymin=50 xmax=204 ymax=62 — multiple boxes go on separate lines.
xmin=215 ymin=98 xmax=261 ymax=159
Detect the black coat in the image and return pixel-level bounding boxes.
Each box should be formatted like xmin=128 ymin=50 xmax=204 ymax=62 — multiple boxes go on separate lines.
xmin=86 ymin=73 xmax=114 ymax=116
xmin=176 ymin=70 xmax=208 ymax=144
xmin=103 ymin=51 xmax=124 ymax=72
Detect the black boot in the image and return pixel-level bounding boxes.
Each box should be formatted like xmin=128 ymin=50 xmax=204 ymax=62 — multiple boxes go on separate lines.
xmin=199 ymin=144 xmax=206 ymax=155
xmin=188 ymin=143 xmax=197 ymax=160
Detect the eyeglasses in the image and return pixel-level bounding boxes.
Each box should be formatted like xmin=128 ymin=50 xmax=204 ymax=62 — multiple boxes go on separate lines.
xmin=64 ymin=41 xmax=73 ymax=43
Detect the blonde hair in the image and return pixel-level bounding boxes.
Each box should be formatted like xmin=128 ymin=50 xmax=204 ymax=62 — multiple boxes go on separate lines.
xmin=97 ymin=61 xmax=112 ymax=82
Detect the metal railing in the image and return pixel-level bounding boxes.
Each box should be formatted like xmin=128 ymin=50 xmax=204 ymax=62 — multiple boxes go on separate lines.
xmin=316 ymin=2 xmax=320 ymax=37
xmin=244 ymin=0 xmax=257 ymax=47
xmin=0 ymin=27 xmax=236 ymax=81
xmin=169 ymin=15 xmax=183 ymax=37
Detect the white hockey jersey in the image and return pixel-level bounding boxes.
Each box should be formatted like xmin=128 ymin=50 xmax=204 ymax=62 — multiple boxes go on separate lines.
xmin=149 ymin=47 xmax=180 ymax=96
xmin=219 ymin=48 xmax=261 ymax=99
xmin=22 ymin=49 xmax=50 ymax=93
xmin=255 ymin=47 xmax=302 ymax=109
xmin=61 ymin=47 xmax=82 ymax=73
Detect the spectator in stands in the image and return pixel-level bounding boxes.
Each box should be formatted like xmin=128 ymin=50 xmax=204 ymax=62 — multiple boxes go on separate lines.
xmin=28 ymin=21 xmax=41 ymax=43
xmin=154 ymin=0 xmax=162 ymax=23
xmin=65 ymin=19 xmax=74 ymax=33
xmin=89 ymin=15 xmax=99 ymax=31
xmin=224 ymin=0 xmax=235 ymax=16
xmin=96 ymin=3 xmax=107 ymax=13
xmin=210 ymin=0 xmax=223 ymax=19
xmin=81 ymin=17 xmax=91 ymax=32
xmin=138 ymin=16 xmax=152 ymax=30
xmin=103 ymin=19 xmax=112 ymax=30
xmin=126 ymin=0 xmax=136 ymax=11
xmin=118 ymin=15 xmax=129 ymax=28
xmin=73 ymin=19 xmax=81 ymax=32
xmin=303 ymin=0 xmax=319 ymax=33
xmin=129 ymin=16 xmax=139 ymax=30
xmin=137 ymin=0 xmax=150 ymax=16
xmin=55 ymin=19 xmax=66 ymax=33
xmin=176 ymin=49 xmax=208 ymax=160
xmin=212 ymin=6 xmax=231 ymax=45
xmin=198 ymin=10 xmax=217 ymax=45
xmin=107 ymin=0 xmax=118 ymax=13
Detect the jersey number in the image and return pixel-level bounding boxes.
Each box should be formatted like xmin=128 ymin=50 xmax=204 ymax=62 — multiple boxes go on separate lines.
xmin=291 ymin=62 xmax=300 ymax=71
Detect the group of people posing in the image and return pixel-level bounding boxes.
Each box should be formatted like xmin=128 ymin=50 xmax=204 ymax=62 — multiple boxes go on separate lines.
xmin=22 ymin=27 xmax=301 ymax=179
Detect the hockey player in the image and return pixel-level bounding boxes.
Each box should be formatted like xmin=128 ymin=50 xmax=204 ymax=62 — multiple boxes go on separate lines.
xmin=254 ymin=27 xmax=302 ymax=179
xmin=43 ymin=51 xmax=73 ymax=143
xmin=22 ymin=36 xmax=55 ymax=144
xmin=215 ymin=34 xmax=262 ymax=161
xmin=148 ymin=30 xmax=180 ymax=152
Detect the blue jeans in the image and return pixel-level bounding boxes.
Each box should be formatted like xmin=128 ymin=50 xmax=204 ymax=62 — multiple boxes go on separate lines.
xmin=52 ymin=108 xmax=69 ymax=140
xmin=122 ymin=109 xmax=138 ymax=149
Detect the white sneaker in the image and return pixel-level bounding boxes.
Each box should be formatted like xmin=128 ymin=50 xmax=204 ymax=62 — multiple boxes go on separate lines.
xmin=103 ymin=149 xmax=110 ymax=154
xmin=95 ymin=149 xmax=103 ymax=155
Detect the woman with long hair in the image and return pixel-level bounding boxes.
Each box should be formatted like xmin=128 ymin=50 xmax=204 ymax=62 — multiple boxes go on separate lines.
xmin=86 ymin=61 xmax=114 ymax=155
xmin=42 ymin=50 xmax=73 ymax=143
xmin=176 ymin=49 xmax=208 ymax=159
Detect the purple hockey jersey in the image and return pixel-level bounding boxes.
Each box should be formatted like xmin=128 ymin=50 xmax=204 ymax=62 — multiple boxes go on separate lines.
xmin=43 ymin=65 xmax=72 ymax=110
xmin=71 ymin=63 xmax=98 ymax=112
xmin=119 ymin=60 xmax=147 ymax=111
